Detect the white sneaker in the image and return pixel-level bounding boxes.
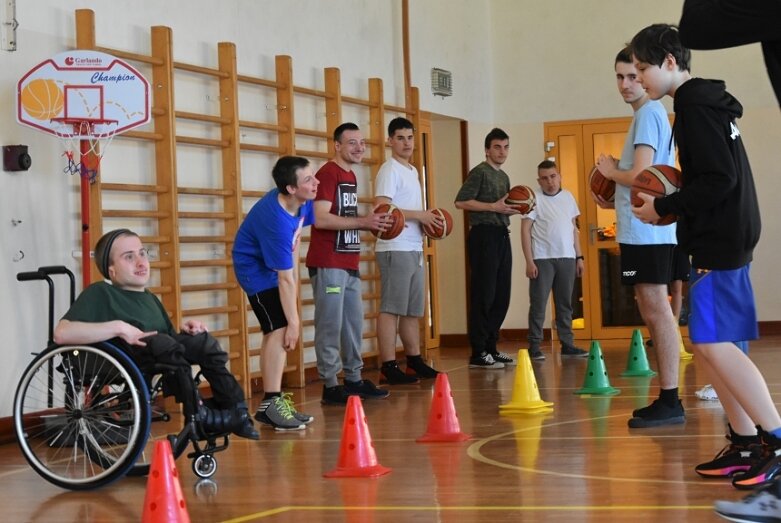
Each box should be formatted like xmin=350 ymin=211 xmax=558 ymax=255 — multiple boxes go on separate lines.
xmin=695 ymin=384 xmax=719 ymax=401
xmin=715 ymin=480 xmax=781 ymax=522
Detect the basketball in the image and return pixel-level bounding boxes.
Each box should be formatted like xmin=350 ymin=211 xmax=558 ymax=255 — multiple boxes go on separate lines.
xmin=372 ymin=203 xmax=406 ymax=240
xmin=630 ymin=165 xmax=682 ymax=225
xmin=589 ymin=165 xmax=615 ymax=202
xmin=20 ymin=78 xmax=64 ymax=120
xmin=423 ymin=208 xmax=453 ymax=240
xmin=506 ymin=185 xmax=536 ymax=215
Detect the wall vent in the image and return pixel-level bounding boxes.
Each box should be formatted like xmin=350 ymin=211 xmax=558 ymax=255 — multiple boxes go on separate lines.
xmin=431 ymin=68 xmax=453 ymax=97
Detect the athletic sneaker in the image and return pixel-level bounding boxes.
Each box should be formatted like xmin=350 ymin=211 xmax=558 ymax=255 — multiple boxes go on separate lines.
xmin=528 ymin=348 xmax=546 ymax=361
xmin=255 ymin=396 xmax=306 ymax=431
xmin=696 ymin=427 xmax=761 ymax=478
xmin=490 ymin=351 xmax=517 ymax=366
xmin=344 ymin=379 xmax=390 ymax=399
xmin=628 ymin=399 xmax=685 ymax=428
xmin=561 ymin=344 xmax=589 ymax=358
xmin=321 ymin=384 xmax=350 ymax=405
xmin=715 ymin=477 xmax=781 ymax=522
xmin=381 ymin=361 xmax=420 ymax=385
xmin=280 ymin=392 xmax=313 ymax=425
xmin=733 ymin=430 xmax=781 ymax=490
xmin=405 ymin=358 xmax=440 ymax=379
xmin=696 ymin=384 xmax=720 ymax=401
xmin=468 ymin=352 xmax=505 ymax=369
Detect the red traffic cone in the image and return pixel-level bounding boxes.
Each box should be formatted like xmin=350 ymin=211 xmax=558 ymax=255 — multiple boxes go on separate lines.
xmin=324 ymin=395 xmax=391 ymax=478
xmin=142 ymin=439 xmax=190 ymax=523
xmin=416 ymin=373 xmax=471 ymax=443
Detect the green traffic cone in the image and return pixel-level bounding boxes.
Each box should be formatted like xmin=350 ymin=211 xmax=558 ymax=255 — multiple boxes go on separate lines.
xmin=574 ymin=341 xmax=620 ymax=395
xmin=621 ymin=329 xmax=657 ymax=377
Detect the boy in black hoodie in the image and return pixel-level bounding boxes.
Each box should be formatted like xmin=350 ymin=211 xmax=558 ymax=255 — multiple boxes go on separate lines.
xmin=630 ymin=25 xmax=781 ymax=516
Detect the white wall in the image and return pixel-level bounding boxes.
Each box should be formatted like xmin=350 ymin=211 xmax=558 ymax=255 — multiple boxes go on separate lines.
xmin=2 ymin=0 xmax=779 ymax=416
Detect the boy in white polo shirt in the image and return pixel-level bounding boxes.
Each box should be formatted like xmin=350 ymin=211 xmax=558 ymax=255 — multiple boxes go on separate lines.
xmin=521 ymin=160 xmax=588 ymax=361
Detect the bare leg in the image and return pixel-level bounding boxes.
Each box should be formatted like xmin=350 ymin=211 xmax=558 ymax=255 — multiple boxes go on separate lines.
xmin=693 ymin=342 xmax=781 ymax=431
xmin=260 ymin=328 xmax=287 ymax=393
xmin=377 ymin=312 xmax=399 ymax=362
xmin=398 ymin=316 xmax=421 ymax=356
xmin=635 ymin=283 xmax=679 ymax=389
xmin=694 ymin=346 xmax=755 ymax=434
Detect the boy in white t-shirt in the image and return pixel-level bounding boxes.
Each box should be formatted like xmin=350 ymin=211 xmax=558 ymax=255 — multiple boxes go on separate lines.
xmin=521 ymin=160 xmax=588 ymax=361
xmin=373 ymin=117 xmax=442 ymax=385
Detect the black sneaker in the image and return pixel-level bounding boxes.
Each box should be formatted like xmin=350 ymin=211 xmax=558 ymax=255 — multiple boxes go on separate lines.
xmin=528 ymin=348 xmax=545 ymax=361
xmin=344 ymin=379 xmax=390 ymax=400
xmin=406 ymin=357 xmax=440 ymax=379
xmin=696 ymin=428 xmax=760 ymax=478
xmin=380 ymin=361 xmax=420 ymax=385
xmin=561 ymin=344 xmax=589 ymax=358
xmin=469 ymin=352 xmax=505 ymax=369
xmin=733 ymin=429 xmax=781 ymax=490
xmin=321 ymin=384 xmax=350 ymax=405
xmin=490 ymin=351 xmax=517 ymax=366
xmin=627 ymin=399 xmax=685 ymax=428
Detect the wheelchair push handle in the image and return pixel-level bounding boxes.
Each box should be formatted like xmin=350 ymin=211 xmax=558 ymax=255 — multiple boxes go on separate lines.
xmin=38 ymin=266 xmax=74 ymax=278
xmin=16 ymin=270 xmax=47 ymax=282
xmin=17 ymin=266 xmax=76 ymax=305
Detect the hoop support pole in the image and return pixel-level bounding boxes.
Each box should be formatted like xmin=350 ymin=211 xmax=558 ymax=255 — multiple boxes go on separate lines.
xmin=79 ymin=138 xmax=91 ymax=288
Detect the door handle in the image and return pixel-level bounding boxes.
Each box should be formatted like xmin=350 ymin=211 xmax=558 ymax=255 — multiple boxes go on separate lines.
xmin=588 ymin=225 xmax=601 ymax=245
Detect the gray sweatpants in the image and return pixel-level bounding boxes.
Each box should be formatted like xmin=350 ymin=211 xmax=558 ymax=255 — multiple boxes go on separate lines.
xmin=310 ymin=268 xmax=364 ymax=387
xmin=527 ymin=258 xmax=577 ymax=349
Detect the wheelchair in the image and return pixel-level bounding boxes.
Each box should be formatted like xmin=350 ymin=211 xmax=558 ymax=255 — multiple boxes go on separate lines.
xmin=13 ymin=266 xmax=231 ymax=490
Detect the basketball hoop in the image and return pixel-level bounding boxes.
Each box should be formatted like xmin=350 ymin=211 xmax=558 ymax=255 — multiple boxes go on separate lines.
xmin=51 ymin=117 xmax=118 ymax=183
xmin=17 ymin=50 xmax=151 ymax=289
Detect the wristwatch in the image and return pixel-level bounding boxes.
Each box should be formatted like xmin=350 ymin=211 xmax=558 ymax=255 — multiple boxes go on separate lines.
xmin=575 ymin=255 xmax=584 ymax=261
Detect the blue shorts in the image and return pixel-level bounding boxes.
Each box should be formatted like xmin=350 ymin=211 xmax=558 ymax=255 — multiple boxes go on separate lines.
xmin=688 ymin=265 xmax=758 ymax=346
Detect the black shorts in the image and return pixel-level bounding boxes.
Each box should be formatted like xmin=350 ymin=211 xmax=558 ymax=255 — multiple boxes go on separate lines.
xmin=671 ymin=245 xmax=691 ymax=282
xmin=619 ymin=243 xmax=675 ymax=285
xmin=248 ymin=287 xmax=287 ymax=334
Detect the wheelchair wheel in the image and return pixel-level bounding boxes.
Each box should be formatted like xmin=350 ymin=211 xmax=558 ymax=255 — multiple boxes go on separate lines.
xmin=13 ymin=343 xmax=151 ymax=490
xmin=192 ymin=453 xmax=217 ymax=479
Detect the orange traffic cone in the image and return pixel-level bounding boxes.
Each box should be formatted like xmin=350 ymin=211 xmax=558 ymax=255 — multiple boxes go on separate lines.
xmin=142 ymin=439 xmax=190 ymax=523
xmin=324 ymin=395 xmax=391 ymax=478
xmin=416 ymin=373 xmax=471 ymax=443
xmin=499 ymin=349 xmax=554 ymax=414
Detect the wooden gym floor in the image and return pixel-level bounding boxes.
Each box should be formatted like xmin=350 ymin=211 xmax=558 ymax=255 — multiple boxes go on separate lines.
xmin=3 ymin=338 xmax=777 ymax=522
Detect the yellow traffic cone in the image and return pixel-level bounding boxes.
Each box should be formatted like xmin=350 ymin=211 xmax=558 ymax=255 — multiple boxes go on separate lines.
xmin=678 ymin=329 xmax=693 ymax=360
xmin=499 ymin=349 xmax=554 ymax=415
xmin=574 ymin=341 xmax=620 ymax=395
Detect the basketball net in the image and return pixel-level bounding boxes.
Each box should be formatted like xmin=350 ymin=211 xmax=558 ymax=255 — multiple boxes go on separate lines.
xmin=51 ymin=118 xmax=118 ymax=183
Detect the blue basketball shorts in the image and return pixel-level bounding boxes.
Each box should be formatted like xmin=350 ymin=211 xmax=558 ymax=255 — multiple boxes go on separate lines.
xmin=688 ymin=264 xmax=758 ymax=348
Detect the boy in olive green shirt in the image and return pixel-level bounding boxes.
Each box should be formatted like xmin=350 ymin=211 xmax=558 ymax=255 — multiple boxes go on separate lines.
xmin=54 ymin=228 xmax=258 ymax=440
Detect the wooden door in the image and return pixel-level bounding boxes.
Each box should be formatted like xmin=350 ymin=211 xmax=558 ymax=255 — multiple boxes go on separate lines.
xmin=545 ymin=118 xmax=650 ymax=340
xmin=417 ymin=115 xmax=441 ymax=350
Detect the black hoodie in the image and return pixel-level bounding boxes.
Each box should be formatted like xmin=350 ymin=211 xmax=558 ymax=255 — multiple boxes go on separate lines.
xmin=654 ymin=78 xmax=761 ymax=270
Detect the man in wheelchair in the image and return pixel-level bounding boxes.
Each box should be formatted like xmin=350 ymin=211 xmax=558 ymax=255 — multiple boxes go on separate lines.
xmin=53 ymin=228 xmax=259 ymax=441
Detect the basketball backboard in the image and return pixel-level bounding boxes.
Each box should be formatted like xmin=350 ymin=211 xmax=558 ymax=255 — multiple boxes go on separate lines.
xmin=17 ymin=50 xmax=150 ymax=137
